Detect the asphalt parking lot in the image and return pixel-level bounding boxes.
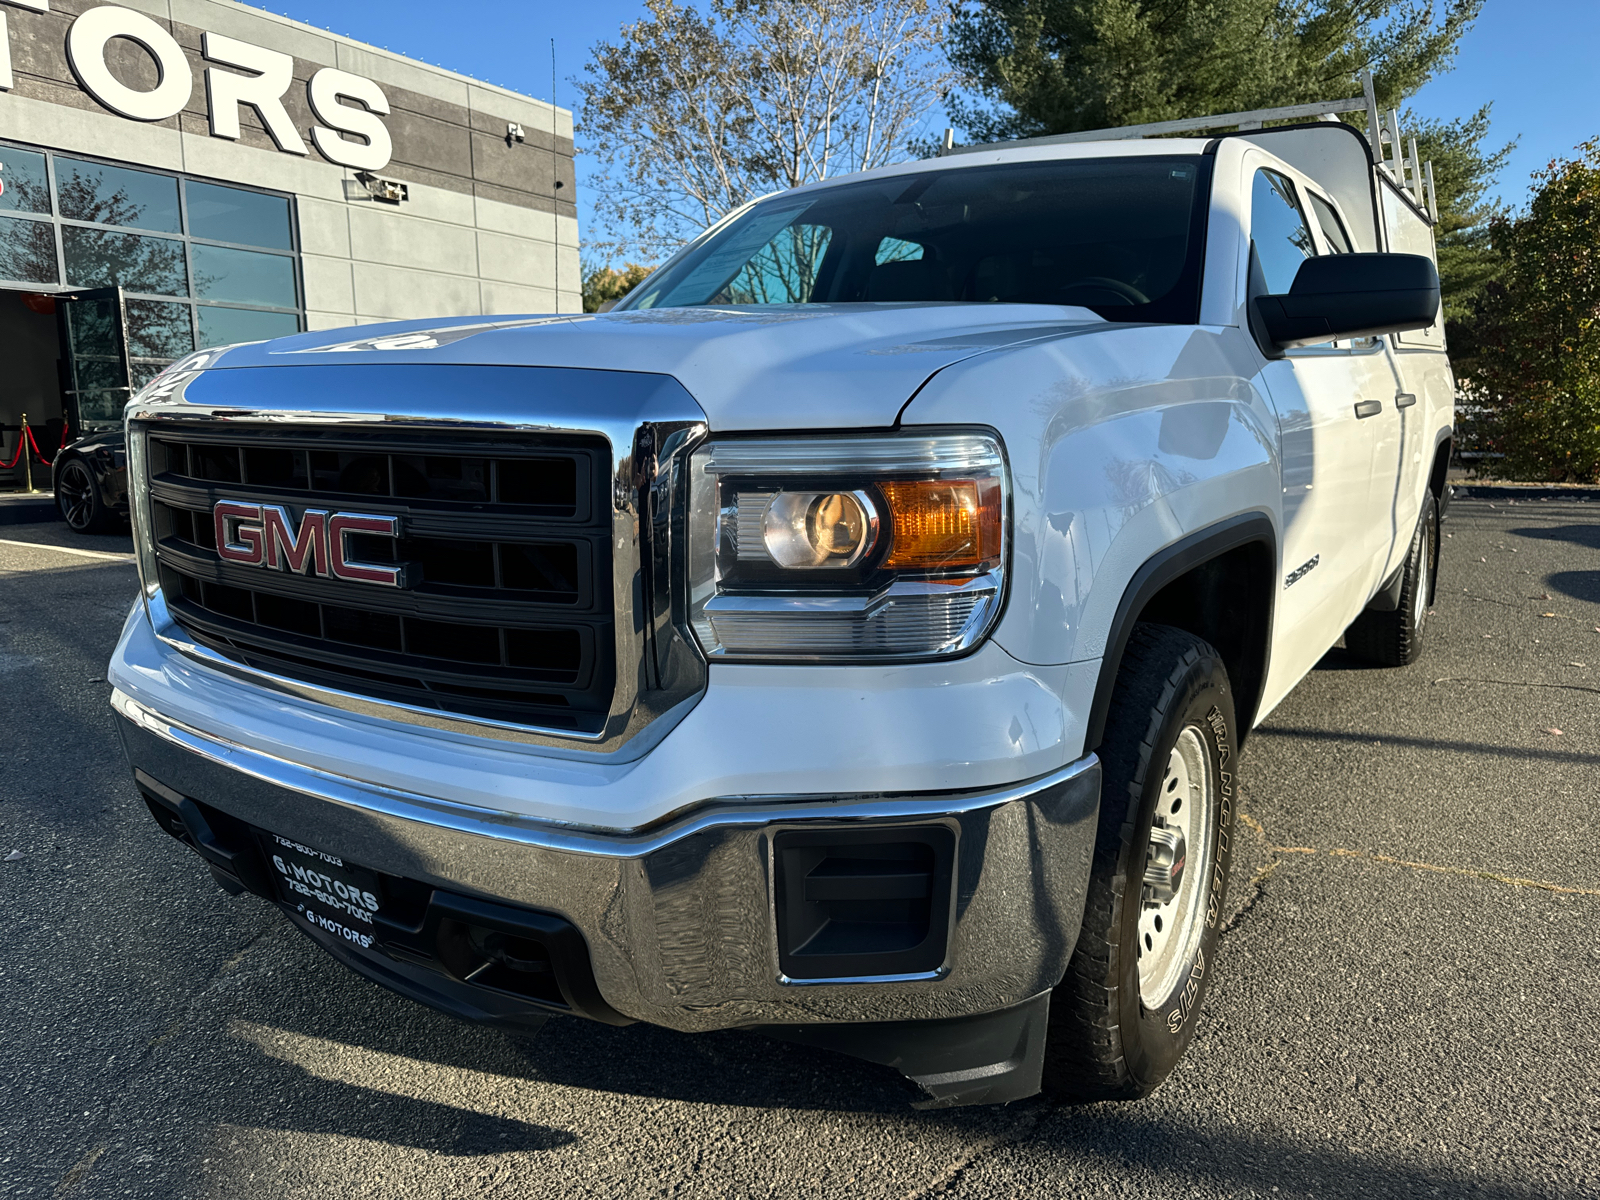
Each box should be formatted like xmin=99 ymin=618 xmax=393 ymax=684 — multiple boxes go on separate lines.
xmin=1 ymin=493 xmax=1596 ymax=1200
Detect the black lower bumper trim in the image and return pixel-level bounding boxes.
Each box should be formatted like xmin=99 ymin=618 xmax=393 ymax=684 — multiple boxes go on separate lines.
xmin=134 ymin=767 xmax=629 ymax=1029
xmin=757 ymin=991 xmax=1050 ymax=1108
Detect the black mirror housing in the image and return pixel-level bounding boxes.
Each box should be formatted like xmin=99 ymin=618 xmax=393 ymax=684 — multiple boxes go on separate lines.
xmin=1253 ymin=253 xmax=1440 ymax=348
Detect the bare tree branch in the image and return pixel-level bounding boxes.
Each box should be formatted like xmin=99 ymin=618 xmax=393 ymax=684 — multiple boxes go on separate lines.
xmin=577 ymin=0 xmax=952 ymax=262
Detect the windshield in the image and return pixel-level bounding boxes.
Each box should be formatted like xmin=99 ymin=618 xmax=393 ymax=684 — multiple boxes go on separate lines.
xmin=622 ymin=155 xmax=1209 ymax=323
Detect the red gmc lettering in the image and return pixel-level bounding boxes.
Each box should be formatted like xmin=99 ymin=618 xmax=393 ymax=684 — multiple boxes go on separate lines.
xmin=209 ymin=501 xmax=403 ymax=586
xmin=328 ymin=513 xmax=404 ymax=586
xmin=262 ymin=505 xmax=329 ymax=575
xmin=214 ymin=501 xmax=265 ymax=565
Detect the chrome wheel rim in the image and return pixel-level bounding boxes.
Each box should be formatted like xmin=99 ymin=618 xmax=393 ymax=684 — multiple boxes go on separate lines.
xmin=57 ymin=461 xmax=95 ymax=530
xmin=1137 ymin=725 xmax=1217 ymax=1006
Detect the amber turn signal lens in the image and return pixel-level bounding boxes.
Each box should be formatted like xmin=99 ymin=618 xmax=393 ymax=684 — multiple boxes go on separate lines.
xmin=880 ymin=479 xmax=1002 ymax=570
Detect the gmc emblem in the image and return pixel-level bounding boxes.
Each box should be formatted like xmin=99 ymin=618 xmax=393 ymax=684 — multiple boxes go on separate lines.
xmin=213 ymin=501 xmax=410 ymax=588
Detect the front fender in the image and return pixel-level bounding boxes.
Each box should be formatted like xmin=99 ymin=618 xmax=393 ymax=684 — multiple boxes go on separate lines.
xmin=901 ymin=325 xmax=1283 ymax=670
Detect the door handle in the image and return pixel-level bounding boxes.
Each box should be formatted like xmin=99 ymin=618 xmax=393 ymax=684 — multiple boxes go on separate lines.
xmin=1395 ymin=392 xmax=1417 ymax=409
xmin=1354 ymin=400 xmax=1384 ymax=419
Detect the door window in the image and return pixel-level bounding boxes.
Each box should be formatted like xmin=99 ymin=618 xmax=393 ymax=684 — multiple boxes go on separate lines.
xmin=1250 ymin=169 xmax=1316 ymax=293
xmin=1306 ymin=193 xmax=1354 ymax=254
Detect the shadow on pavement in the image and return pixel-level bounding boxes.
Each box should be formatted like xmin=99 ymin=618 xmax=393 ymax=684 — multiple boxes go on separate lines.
xmin=1025 ymin=1106 xmax=1564 ymax=1200
xmin=250 ymin=980 xmax=928 ymax=1117
xmin=230 ymin=986 xmax=1561 ymax=1198
xmin=1255 ymin=725 xmax=1600 ymax=766
xmin=1510 ymin=523 xmax=1600 ymax=550
xmin=1545 ymin=570 xmax=1600 ymax=604
xmin=1311 ymin=646 xmax=1409 ymax=673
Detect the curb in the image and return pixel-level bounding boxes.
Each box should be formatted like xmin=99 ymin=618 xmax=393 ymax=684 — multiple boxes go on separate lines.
xmin=1451 ymin=484 xmax=1600 ymax=502
xmin=0 ymin=494 xmax=59 ymax=526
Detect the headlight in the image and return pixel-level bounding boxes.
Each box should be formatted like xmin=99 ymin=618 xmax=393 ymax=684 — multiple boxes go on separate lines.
xmin=687 ymin=432 xmax=1008 ymax=660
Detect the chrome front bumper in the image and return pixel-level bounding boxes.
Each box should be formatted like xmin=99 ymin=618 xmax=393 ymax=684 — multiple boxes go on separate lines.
xmin=114 ymin=689 xmax=1100 ymax=1032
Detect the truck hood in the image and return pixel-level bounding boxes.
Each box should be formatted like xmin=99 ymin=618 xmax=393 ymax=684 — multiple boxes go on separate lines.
xmin=204 ymin=304 xmax=1103 ymax=430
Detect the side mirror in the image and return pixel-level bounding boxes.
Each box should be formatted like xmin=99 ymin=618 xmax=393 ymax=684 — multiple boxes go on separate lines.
xmin=1253 ymin=253 xmax=1440 ymax=349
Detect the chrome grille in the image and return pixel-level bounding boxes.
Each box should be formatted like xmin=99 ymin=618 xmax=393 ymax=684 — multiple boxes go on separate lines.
xmin=144 ymin=426 xmax=614 ymax=731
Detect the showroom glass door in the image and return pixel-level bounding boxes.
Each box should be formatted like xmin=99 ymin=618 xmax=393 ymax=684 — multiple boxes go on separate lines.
xmin=55 ymin=286 xmax=131 ymax=434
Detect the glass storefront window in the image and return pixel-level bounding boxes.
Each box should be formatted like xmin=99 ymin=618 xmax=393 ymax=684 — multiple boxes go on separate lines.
xmin=198 ymin=305 xmax=300 ymax=348
xmin=63 ymin=226 xmax=188 ymax=295
xmin=56 ymin=157 xmax=182 ymax=232
xmin=2 ymin=139 xmax=304 ymax=425
xmin=0 ymin=214 xmax=59 ymax=284
xmin=0 ymin=146 xmax=51 ymax=214
xmin=192 ymin=243 xmax=297 ymax=307
xmin=185 ymin=181 xmax=293 ymax=250
xmin=127 ymin=299 xmax=195 ymax=359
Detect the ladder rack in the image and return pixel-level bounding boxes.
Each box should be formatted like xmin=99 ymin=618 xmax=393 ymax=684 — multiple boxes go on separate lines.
xmin=939 ymin=69 xmax=1438 ymax=224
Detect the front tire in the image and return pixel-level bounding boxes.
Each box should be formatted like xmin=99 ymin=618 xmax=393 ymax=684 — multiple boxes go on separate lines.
xmin=1344 ymin=492 xmax=1437 ymax=667
xmin=1042 ymin=624 xmax=1238 ymax=1102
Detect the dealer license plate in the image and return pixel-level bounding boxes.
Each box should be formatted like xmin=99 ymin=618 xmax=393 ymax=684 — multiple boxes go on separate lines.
xmin=257 ymin=831 xmax=385 ymax=951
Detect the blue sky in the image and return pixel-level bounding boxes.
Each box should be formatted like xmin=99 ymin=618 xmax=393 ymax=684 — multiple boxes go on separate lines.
xmin=268 ymin=0 xmax=1598 ymax=249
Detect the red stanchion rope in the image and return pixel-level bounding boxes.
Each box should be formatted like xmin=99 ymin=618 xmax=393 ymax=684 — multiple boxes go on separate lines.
xmin=23 ymin=423 xmax=71 ymax=468
xmin=1 ymin=423 xmax=70 ymax=470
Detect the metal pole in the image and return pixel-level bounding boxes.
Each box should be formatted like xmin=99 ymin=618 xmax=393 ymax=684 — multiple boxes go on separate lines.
xmin=1362 ymin=69 xmax=1382 ymax=158
xmin=551 ymin=37 xmax=560 ymax=315
xmin=20 ymin=412 xmax=33 ymax=494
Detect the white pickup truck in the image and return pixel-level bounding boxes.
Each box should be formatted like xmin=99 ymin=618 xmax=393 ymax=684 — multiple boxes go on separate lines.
xmin=111 ymin=112 xmax=1452 ymax=1108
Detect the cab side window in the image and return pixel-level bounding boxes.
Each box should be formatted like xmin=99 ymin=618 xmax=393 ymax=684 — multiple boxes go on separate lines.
xmin=1251 ymin=169 xmax=1316 ymax=293
xmin=1307 ymin=193 xmax=1354 ymax=254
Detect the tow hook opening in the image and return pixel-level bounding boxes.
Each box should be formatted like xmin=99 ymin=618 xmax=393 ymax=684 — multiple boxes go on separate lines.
xmin=436 ymin=918 xmax=565 ymax=1007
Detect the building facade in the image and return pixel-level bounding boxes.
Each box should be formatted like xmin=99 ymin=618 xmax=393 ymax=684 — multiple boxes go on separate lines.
xmin=0 ymin=0 xmax=577 ymax=471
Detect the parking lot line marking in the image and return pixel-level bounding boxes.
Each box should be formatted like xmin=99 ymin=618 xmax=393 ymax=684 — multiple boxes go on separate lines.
xmin=1431 ymin=675 xmax=1600 ymax=697
xmin=1329 ymin=848 xmax=1600 ymax=897
xmin=0 ymin=538 xmax=135 ymax=563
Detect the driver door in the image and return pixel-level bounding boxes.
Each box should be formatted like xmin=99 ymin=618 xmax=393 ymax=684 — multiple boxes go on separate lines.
xmin=1248 ymin=166 xmax=1394 ymax=692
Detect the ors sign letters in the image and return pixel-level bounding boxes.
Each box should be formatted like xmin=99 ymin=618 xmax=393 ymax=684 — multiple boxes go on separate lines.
xmin=1 ymin=2 xmax=392 ymax=171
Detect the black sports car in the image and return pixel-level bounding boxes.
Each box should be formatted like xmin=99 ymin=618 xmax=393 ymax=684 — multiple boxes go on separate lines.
xmin=53 ymin=428 xmax=129 ymax=534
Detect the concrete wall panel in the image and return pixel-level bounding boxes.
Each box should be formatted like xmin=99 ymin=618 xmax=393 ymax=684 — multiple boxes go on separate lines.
xmin=304 ymin=310 xmax=359 ymax=333
xmin=333 ymin=42 xmax=470 ymax=111
xmin=475 ymin=230 xmax=554 ymax=287
xmin=348 ymin=206 xmax=477 ymax=276
xmin=299 ymin=254 xmax=356 ymax=314
xmin=0 ymin=91 xmax=185 ymax=172
xmin=352 ymin=262 xmax=481 ymax=320
xmin=295 ymin=197 xmax=353 ymax=258
xmin=169 ymin=0 xmax=337 ymax=62
xmin=480 ymin=279 xmax=557 ymax=316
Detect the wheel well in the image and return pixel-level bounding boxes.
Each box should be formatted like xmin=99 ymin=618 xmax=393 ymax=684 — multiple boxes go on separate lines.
xmin=1085 ymin=517 xmax=1275 ymax=755
xmin=1429 ymin=435 xmax=1452 ymax=501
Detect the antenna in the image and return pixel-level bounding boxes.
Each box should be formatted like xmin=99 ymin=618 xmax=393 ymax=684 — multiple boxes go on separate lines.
xmin=551 ymin=37 xmax=560 ymax=314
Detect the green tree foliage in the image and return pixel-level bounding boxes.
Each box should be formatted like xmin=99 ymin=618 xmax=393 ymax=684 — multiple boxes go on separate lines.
xmin=1411 ymin=107 xmax=1515 ymax=337
xmin=1464 ymin=141 xmax=1600 ymax=483
xmin=945 ymin=0 xmax=1482 ymax=142
xmin=578 ymin=0 xmax=952 ymax=260
xmin=583 ymin=262 xmax=656 ymax=312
